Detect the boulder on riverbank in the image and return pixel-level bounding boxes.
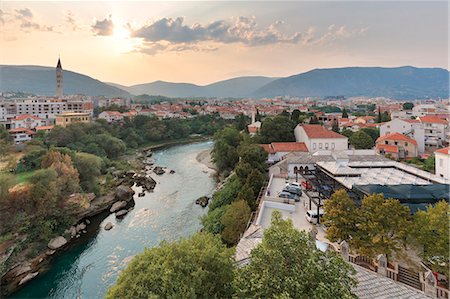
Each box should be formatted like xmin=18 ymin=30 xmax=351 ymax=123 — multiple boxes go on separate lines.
xmin=115 ymin=185 xmax=135 ymax=201
xmin=18 ymin=272 xmax=38 ymax=286
xmin=110 ymin=201 xmax=127 ymax=213
xmin=47 ymin=236 xmax=67 ymax=250
xmin=134 ymin=175 xmax=156 ymax=192
xmin=115 ymin=209 xmax=128 ymax=218
xmin=104 ymin=222 xmax=113 ymax=231
xmin=195 ymin=196 xmax=210 ymax=208
xmin=153 ymin=166 xmax=165 ymax=175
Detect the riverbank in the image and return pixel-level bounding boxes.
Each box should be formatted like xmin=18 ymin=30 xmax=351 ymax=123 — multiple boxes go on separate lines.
xmin=196 ymin=149 xmax=217 ymax=171
xmin=6 ymin=141 xmax=216 ymax=299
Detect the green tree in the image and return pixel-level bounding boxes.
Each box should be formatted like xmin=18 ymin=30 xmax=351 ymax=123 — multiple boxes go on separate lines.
xmin=201 ymin=205 xmax=229 ymax=234
xmin=212 ymin=127 xmax=241 ymax=172
xmin=323 ymin=190 xmax=358 ymax=243
xmin=352 ymin=194 xmax=411 ymax=258
xmin=237 ymin=143 xmax=267 ymax=172
xmin=259 ymin=115 xmax=296 ymax=143
xmin=236 ymin=183 xmax=256 ymax=210
xmin=349 ymin=130 xmax=374 ymax=149
xmin=403 ymin=102 xmax=414 ymax=110
xmin=341 ymin=128 xmax=354 ymax=138
xmin=413 ymin=201 xmax=449 ymax=276
xmin=221 ymin=200 xmax=251 ymax=245
xmin=41 ymin=151 xmax=80 ymax=195
xmin=381 ymin=111 xmax=391 ymax=122
xmin=361 ymin=128 xmax=380 ymax=144
xmin=422 ymin=156 xmax=435 ymax=172
xmin=74 ymin=152 xmax=102 ymax=193
xmin=208 ymin=175 xmax=242 ymax=211
xmin=234 ymin=211 xmax=357 ymax=298
xmin=342 ymin=108 xmax=349 ymax=118
xmin=291 ymin=109 xmax=301 ymax=123
xmin=17 ymin=148 xmax=48 ymax=172
xmin=106 ymin=233 xmax=235 ymax=299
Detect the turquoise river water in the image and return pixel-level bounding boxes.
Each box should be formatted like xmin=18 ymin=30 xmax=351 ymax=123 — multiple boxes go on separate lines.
xmin=10 ymin=141 xmax=215 ymax=299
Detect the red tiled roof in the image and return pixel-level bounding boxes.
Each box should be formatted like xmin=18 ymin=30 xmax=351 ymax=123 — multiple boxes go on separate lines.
xmin=300 ymin=124 xmax=347 ymax=139
xmin=376 ymin=144 xmax=398 ymax=153
xmin=14 ymin=114 xmax=42 ymax=121
xmin=35 ymin=125 xmax=54 ymax=131
xmin=435 ymin=147 xmax=449 ymax=155
xmin=402 ymin=119 xmax=420 ymax=123
xmin=271 ymin=142 xmax=308 ymax=152
xmin=376 ymin=132 xmax=417 ymax=145
xmin=419 ymin=115 xmax=448 ymax=125
xmin=9 ymin=127 xmax=35 ymax=134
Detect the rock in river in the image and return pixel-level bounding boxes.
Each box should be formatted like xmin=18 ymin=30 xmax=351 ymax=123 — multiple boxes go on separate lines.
xmin=110 ymin=201 xmax=127 ymax=213
xmin=48 ymin=236 xmax=67 ymax=250
xmin=115 ymin=185 xmax=135 ymax=201
xmin=104 ymin=222 xmax=113 ymax=231
xmin=195 ymin=196 xmax=210 ymax=208
xmin=115 ymin=209 xmax=128 ymax=218
xmin=153 ymin=166 xmax=165 ymax=175
xmin=19 ymin=272 xmax=39 ymax=286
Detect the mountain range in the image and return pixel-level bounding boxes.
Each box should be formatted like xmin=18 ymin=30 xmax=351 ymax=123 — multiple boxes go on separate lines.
xmin=1 ymin=65 xmax=448 ymax=99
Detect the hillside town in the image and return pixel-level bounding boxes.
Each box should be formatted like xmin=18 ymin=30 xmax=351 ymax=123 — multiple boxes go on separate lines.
xmin=1 ymin=59 xmax=449 ymax=298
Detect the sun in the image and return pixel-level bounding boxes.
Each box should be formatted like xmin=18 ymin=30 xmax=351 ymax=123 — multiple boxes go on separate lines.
xmin=113 ymin=26 xmax=130 ymax=40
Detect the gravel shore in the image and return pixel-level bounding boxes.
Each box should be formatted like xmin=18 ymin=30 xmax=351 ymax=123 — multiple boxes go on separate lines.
xmin=196 ymin=149 xmax=217 ymax=171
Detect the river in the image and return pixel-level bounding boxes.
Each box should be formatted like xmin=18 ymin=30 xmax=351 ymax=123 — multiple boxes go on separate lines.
xmin=10 ymin=141 xmax=216 ymax=299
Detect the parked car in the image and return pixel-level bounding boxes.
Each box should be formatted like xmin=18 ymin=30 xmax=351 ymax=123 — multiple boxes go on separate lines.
xmin=282 ymin=186 xmax=302 ymax=196
xmin=278 ymin=191 xmax=300 ymax=202
xmin=306 ymin=209 xmax=325 ymax=224
xmin=301 ymin=181 xmax=313 ymax=190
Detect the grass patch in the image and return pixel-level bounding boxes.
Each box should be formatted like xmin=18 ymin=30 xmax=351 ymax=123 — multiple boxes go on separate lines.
xmin=16 ymin=170 xmax=36 ymax=183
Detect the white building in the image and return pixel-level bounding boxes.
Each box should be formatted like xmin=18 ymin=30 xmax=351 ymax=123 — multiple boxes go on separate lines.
xmin=435 ymin=147 xmax=450 ymax=179
xmin=11 ymin=114 xmax=46 ymax=129
xmin=294 ymin=124 xmax=348 ymax=153
xmin=13 ymin=98 xmax=93 ymax=121
xmin=8 ymin=127 xmax=35 ymax=143
xmin=380 ymin=118 xmax=425 ymax=153
xmin=419 ymin=116 xmax=449 ymax=148
xmin=98 ymin=111 xmax=124 ymax=123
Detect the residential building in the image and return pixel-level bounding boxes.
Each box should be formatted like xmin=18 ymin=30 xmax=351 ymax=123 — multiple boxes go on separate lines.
xmin=376 ymin=132 xmax=418 ymax=159
xmin=11 ymin=114 xmax=46 ymax=129
xmin=419 ymin=115 xmax=449 ymax=149
xmin=259 ymin=142 xmax=308 ymax=163
xmin=8 ymin=127 xmax=35 ymax=143
xmin=380 ymin=118 xmax=425 ymax=153
xmin=294 ymin=124 xmax=348 ymax=152
xmin=98 ymin=111 xmax=124 ymax=123
xmin=435 ymin=147 xmax=449 ymax=179
xmin=55 ymin=112 xmax=91 ymax=127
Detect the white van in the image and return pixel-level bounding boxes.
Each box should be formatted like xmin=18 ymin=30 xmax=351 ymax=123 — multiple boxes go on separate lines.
xmin=306 ymin=209 xmax=325 ymax=224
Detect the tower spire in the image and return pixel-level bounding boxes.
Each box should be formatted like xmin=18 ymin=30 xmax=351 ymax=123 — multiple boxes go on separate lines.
xmin=56 ymin=57 xmax=63 ymax=98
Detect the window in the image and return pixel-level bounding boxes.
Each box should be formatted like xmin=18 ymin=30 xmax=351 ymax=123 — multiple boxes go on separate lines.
xmin=331 ymin=143 xmax=335 ymax=149
xmin=319 ymin=143 xmax=322 ymax=149
xmin=313 ymin=143 xmax=316 ymax=150
xmin=385 ymin=141 xmax=388 ymax=145
xmin=325 ymin=143 xmax=329 ymax=149
xmin=394 ymin=141 xmax=398 ymax=145
xmin=387 ymin=125 xmax=390 ymax=128
xmin=405 ymin=142 xmax=408 ymax=146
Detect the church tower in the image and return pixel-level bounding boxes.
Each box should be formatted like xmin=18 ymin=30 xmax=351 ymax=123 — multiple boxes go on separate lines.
xmin=56 ymin=58 xmax=63 ymax=98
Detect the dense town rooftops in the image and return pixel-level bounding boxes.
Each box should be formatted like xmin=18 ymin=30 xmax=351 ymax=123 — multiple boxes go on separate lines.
xmin=376 ymin=132 xmax=418 ymax=145
xmin=300 ymin=124 xmax=347 ymax=139
xmin=419 ymin=115 xmax=448 ymax=124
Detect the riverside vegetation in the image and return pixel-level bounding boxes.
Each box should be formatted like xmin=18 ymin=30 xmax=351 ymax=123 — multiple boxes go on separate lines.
xmin=0 ymin=113 xmax=248 ymax=295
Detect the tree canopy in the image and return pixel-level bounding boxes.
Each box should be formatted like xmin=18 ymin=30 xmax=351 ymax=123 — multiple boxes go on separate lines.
xmin=349 ymin=130 xmax=374 ymax=149
xmin=234 ymin=211 xmax=357 ymax=298
xmin=259 ymin=115 xmax=296 ymax=143
xmin=106 ymin=233 xmax=235 ymax=299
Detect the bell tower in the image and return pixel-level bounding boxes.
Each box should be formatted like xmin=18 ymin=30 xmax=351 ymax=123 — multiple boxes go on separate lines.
xmin=56 ymin=58 xmax=63 ymax=98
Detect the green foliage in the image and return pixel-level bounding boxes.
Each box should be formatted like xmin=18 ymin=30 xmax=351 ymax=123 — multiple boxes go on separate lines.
xmin=403 ymin=102 xmax=414 ymax=110
xmin=212 ymin=126 xmax=241 ymax=172
xmin=332 ymin=120 xmax=339 ymax=132
xmin=413 ymin=201 xmax=449 ymax=276
xmin=349 ymin=130 xmax=374 ymax=149
xmin=0 ymin=173 xmax=17 ymax=202
xmin=323 ymin=189 xmax=358 ymax=243
xmin=311 ymin=105 xmax=342 ymax=114
xmin=342 ymin=107 xmax=349 ymax=118
xmin=221 ymin=200 xmax=251 ymax=245
xmin=234 ymin=211 xmax=357 ymax=298
xmin=16 ymin=148 xmax=48 ymax=172
xmin=201 ymin=205 xmax=229 ymax=234
xmin=106 ymin=233 xmax=235 ymax=299
xmin=422 ymin=156 xmax=435 ymax=172
xmin=361 ymin=128 xmax=380 ymax=144
xmin=208 ymin=175 xmax=242 ymax=211
xmin=74 ymin=152 xmax=102 ymax=194
xmin=259 ymin=115 xmax=296 ymax=143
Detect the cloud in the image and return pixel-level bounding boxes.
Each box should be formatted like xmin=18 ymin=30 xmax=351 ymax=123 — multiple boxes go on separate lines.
xmin=131 ymin=16 xmax=301 ymax=46
xmin=12 ymin=8 xmax=54 ymax=32
xmin=65 ymin=11 xmax=80 ymax=31
xmin=130 ymin=17 xmax=367 ymax=55
xmin=0 ymin=9 xmax=5 ymax=25
xmin=92 ymin=16 xmax=114 ymax=36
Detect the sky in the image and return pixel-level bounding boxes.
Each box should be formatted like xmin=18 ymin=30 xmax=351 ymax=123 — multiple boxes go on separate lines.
xmin=0 ymin=1 xmax=448 ymax=86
